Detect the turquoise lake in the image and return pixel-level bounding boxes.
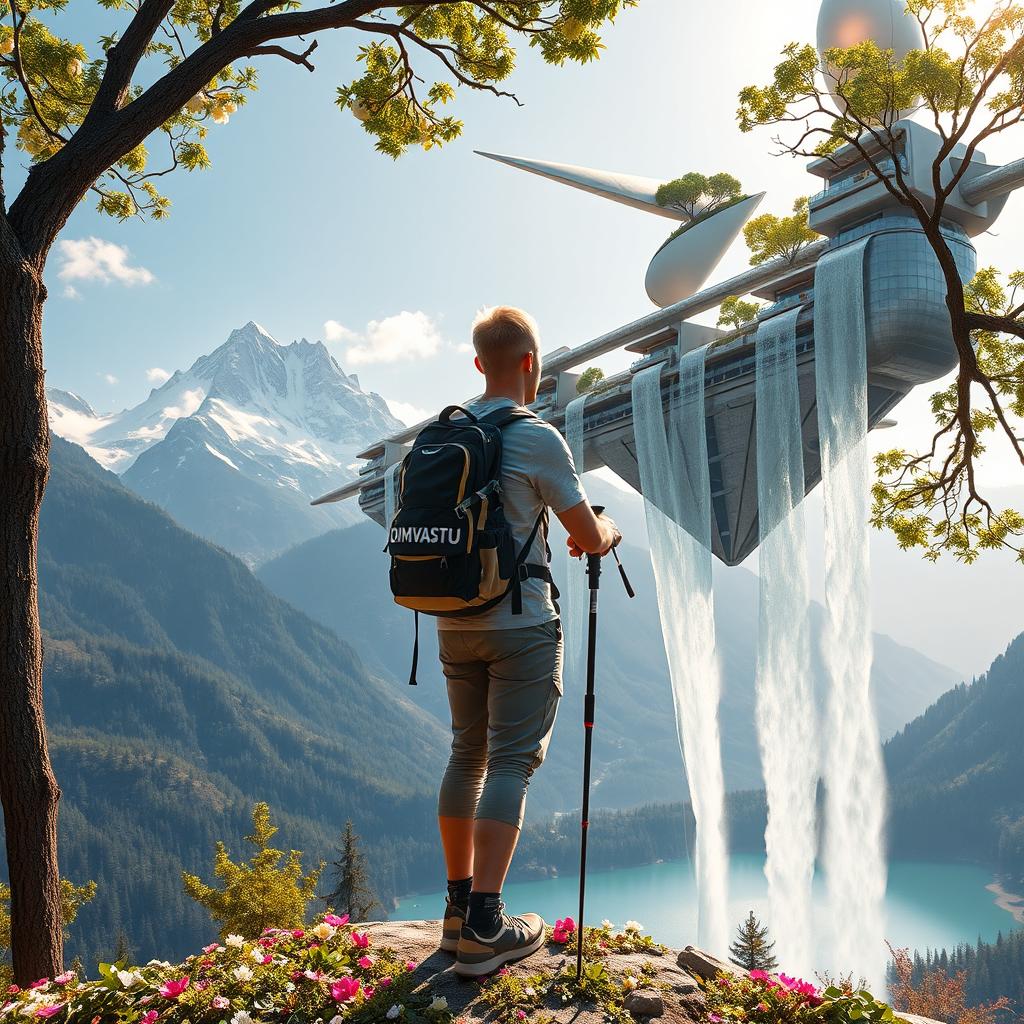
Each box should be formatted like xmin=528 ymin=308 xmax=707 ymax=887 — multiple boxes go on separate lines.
xmin=393 ymin=854 xmax=1019 ymax=956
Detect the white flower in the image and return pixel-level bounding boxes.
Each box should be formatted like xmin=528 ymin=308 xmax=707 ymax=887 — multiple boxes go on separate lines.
xmin=330 ymin=1017 xmax=344 ymax=1024
xmin=624 ymin=920 xmax=644 ymax=933
xmin=232 ymin=965 xmax=254 ymax=983
xmin=0 ymin=37 xmax=14 ymax=55
xmin=225 ymin=933 xmax=245 ymax=947
xmin=524 ymin=987 xmax=536 ymax=998
xmin=348 ymin=97 xmax=373 ymax=121
xmin=230 ymin=1013 xmax=255 ymax=1024
xmin=429 ymin=996 xmax=448 ymax=1011
xmin=386 ymin=1005 xmax=403 ymax=1019
xmin=211 ymin=107 xmax=230 ymax=125
xmin=115 ymin=969 xmax=143 ymax=988
xmin=624 ymin=976 xmax=639 ymax=991
xmin=251 ymin=947 xmax=265 ymax=962
xmin=311 ymin=922 xmax=336 ymax=941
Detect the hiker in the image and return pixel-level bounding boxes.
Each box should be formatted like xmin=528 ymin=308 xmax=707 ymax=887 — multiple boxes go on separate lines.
xmin=433 ymin=306 xmax=621 ymax=976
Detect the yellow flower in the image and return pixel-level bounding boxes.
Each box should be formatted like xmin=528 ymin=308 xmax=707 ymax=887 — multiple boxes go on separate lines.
xmin=623 ymin=976 xmax=639 ymax=991
xmin=211 ymin=107 xmax=230 ymax=125
xmin=185 ymin=94 xmax=206 ymax=114
xmin=67 ymin=57 xmax=82 ymax=77
xmin=0 ymin=36 xmax=14 ymax=55
xmin=222 ymin=100 xmax=238 ymax=115
xmin=311 ymin=922 xmax=336 ymax=941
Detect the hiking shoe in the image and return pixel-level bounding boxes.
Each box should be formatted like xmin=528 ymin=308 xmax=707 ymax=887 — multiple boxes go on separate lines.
xmin=454 ymin=905 xmax=546 ymax=977
xmin=440 ymin=898 xmax=467 ymax=952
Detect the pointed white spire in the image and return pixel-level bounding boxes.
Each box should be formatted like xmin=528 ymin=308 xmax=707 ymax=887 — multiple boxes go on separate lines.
xmin=475 ymin=151 xmax=688 ymax=221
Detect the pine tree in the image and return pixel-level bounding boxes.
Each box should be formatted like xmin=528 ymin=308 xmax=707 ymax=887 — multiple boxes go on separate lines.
xmin=182 ymin=802 xmax=323 ymax=939
xmin=111 ymin=927 xmax=133 ymax=966
xmin=729 ymin=910 xmax=778 ymax=972
xmin=323 ymin=821 xmax=379 ymax=922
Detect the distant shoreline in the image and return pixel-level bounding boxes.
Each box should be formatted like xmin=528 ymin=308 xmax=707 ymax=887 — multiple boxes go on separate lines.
xmin=987 ymin=880 xmax=1024 ymax=924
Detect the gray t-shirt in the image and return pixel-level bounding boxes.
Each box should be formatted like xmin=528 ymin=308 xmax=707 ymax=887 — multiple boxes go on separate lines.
xmin=436 ymin=397 xmax=587 ymax=631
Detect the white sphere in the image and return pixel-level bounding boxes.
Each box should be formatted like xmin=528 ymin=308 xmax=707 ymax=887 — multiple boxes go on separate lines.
xmin=816 ymin=0 xmax=924 ymax=115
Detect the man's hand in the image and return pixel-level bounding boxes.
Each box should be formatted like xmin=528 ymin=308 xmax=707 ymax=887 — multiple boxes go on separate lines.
xmin=557 ymin=501 xmax=622 ymax=559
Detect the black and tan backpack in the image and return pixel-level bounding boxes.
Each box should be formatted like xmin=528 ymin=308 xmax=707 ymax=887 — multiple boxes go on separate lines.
xmin=386 ymin=404 xmax=558 ymax=682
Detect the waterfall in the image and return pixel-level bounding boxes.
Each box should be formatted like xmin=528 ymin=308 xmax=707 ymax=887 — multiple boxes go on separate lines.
xmin=754 ymin=307 xmax=818 ymax=974
xmin=564 ymin=393 xmax=588 ymax=689
xmin=814 ymin=237 xmax=888 ymax=987
xmin=632 ymin=355 xmax=729 ymax=954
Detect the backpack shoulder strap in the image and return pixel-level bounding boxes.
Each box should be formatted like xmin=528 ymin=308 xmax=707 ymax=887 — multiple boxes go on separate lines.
xmin=479 ymin=406 xmax=538 ymax=430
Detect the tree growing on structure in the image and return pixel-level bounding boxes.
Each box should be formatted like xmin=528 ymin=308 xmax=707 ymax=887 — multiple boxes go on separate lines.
xmin=728 ymin=910 xmax=778 ymax=972
xmin=717 ymin=295 xmax=763 ymax=330
xmin=182 ymin=803 xmax=323 ymax=941
xmin=323 ymin=820 xmax=379 ymax=922
xmin=576 ymin=366 xmax=606 ymax=394
xmin=736 ymin=3 xmax=1024 ymax=562
xmin=0 ymin=0 xmax=635 ymax=983
xmin=742 ymin=197 xmax=821 ymax=266
xmin=656 ymin=171 xmax=744 ymax=219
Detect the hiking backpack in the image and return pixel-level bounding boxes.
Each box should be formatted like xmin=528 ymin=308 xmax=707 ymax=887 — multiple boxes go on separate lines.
xmin=386 ymin=404 xmax=558 ymax=683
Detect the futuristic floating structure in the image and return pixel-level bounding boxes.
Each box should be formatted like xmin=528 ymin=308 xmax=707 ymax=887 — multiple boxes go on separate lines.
xmin=314 ymin=21 xmax=1024 ymax=566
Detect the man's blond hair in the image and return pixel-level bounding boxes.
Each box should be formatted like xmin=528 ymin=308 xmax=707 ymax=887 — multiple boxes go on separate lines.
xmin=471 ymin=305 xmax=539 ymax=372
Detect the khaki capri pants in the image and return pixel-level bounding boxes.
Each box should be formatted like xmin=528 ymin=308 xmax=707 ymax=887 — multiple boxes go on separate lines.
xmin=437 ymin=619 xmax=563 ymax=829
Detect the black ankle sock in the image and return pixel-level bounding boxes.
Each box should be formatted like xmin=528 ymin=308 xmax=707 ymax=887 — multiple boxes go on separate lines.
xmin=467 ymin=891 xmax=502 ymax=934
xmin=446 ymin=877 xmax=472 ymax=907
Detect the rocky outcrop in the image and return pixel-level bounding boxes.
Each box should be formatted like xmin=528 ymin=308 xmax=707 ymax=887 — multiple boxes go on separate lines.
xmin=363 ymin=920 xmax=707 ymax=1023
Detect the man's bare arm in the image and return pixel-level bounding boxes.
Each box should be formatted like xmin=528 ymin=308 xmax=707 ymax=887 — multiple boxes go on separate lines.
xmin=556 ymin=500 xmax=621 ymax=557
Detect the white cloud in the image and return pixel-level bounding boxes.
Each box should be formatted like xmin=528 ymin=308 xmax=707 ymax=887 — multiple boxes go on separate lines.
xmin=62 ymin=284 xmax=81 ymax=300
xmin=323 ymin=319 xmax=358 ymax=344
xmin=341 ymin=311 xmax=443 ymax=367
xmin=385 ymin=398 xmax=432 ymax=426
xmin=101 ymin=373 xmax=119 ymax=385
xmin=161 ymin=387 xmax=205 ymax=420
xmin=57 ymin=237 xmax=154 ymax=288
xmin=146 ymin=367 xmax=171 ymax=385
xmin=454 ymin=342 xmax=474 ymax=354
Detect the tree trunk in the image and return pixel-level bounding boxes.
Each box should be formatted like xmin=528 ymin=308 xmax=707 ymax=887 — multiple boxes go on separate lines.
xmin=0 ymin=232 xmax=63 ymax=985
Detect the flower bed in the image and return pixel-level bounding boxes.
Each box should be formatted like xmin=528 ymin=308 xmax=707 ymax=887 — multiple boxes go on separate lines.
xmin=0 ymin=915 xmax=454 ymax=1024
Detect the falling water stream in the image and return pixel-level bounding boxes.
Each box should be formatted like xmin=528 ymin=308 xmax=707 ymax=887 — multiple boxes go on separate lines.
xmin=564 ymin=393 xmax=588 ymax=689
xmin=754 ymin=307 xmax=818 ymax=975
xmin=814 ymin=237 xmax=888 ymax=987
xmin=632 ymin=355 xmax=729 ymax=954
xmin=384 ymin=460 xmax=401 ymax=530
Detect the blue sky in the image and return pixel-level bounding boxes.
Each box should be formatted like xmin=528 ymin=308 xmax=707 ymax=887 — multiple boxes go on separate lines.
xmin=36 ymin=1 xmax=1024 ymax=423
xmin=24 ymin=0 xmax=1024 ymax=674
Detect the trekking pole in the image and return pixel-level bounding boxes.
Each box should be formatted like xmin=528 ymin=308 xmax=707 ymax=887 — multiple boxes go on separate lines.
xmin=576 ymin=509 xmax=634 ymax=983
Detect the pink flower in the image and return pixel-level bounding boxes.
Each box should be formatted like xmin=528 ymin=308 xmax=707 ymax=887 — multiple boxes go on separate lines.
xmin=758 ymin=1002 xmax=771 ymax=1012
xmin=142 ymin=1013 xmax=159 ymax=1024
xmin=203 ymin=942 xmax=219 ymax=953
xmin=290 ymin=970 xmax=304 ymax=981
xmin=261 ymin=955 xmax=273 ymax=965
xmin=324 ymin=913 xmax=350 ymax=927
xmin=749 ymin=970 xmax=771 ymax=982
xmin=212 ymin=996 xmax=230 ymax=1009
xmin=53 ymin=973 xmax=74 ymax=987
xmin=195 ymin=979 xmax=210 ymax=991
xmin=330 ymin=977 xmax=361 ymax=1003
xmin=498 ymin=968 xmax=510 ymax=977
xmin=516 ymin=1012 xmax=527 ymax=1022
xmin=158 ymin=976 xmax=190 ymax=999
xmin=303 ymin=970 xmax=324 ymax=982
xmin=30 ymin=979 xmax=49 ymax=990
xmin=351 ymin=931 xmax=370 ymax=949
xmin=710 ymin=1015 xmax=723 ymax=1022
xmin=7 ymin=985 xmax=20 ymax=994
xmin=358 ymin=957 xmax=374 ymax=970
xmin=405 ymin=961 xmax=417 ymax=972
xmin=292 ymin=929 xmax=305 ymax=938
xmin=33 ymin=1006 xmax=63 ymax=1018
xmin=380 ymin=977 xmax=393 ymax=988
xmin=258 ymin=937 xmax=276 ymax=948
xmin=364 ymin=987 xmax=375 ymax=999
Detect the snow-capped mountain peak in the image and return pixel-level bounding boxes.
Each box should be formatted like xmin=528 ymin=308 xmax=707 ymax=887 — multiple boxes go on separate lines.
xmin=47 ymin=322 xmax=402 ymax=563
